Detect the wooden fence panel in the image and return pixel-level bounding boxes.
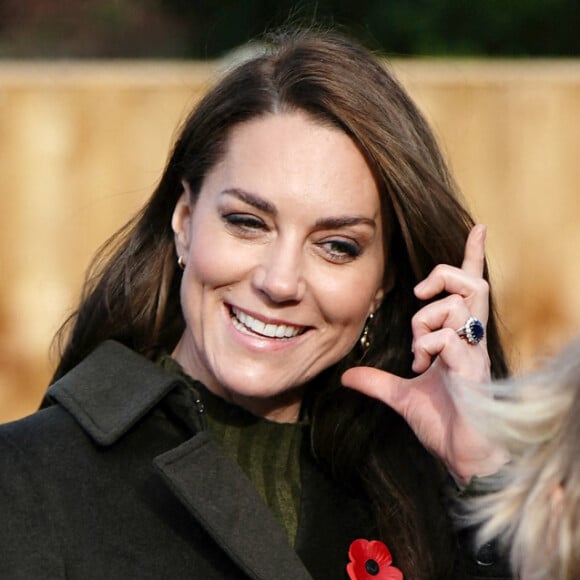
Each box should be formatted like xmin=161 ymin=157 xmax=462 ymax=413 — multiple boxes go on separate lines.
xmin=1 ymin=60 xmax=578 ymax=422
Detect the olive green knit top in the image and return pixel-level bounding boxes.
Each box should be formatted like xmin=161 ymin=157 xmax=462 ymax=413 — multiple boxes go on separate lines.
xmin=160 ymin=356 xmax=304 ymax=546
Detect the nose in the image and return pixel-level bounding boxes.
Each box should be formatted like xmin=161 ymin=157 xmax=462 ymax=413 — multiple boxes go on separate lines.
xmin=252 ymin=238 xmax=306 ymax=304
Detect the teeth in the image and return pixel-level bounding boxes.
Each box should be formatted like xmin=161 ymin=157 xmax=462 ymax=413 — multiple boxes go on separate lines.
xmin=231 ymin=307 xmax=303 ymax=339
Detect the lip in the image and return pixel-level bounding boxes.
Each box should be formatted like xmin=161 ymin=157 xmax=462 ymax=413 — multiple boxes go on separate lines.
xmin=225 ymin=303 xmax=310 ymax=349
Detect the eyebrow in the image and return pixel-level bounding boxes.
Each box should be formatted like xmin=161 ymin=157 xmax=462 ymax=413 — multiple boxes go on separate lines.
xmin=221 ymin=187 xmax=377 ymax=229
xmin=220 ymin=188 xmax=277 ymax=215
xmin=314 ymin=216 xmax=377 ymax=229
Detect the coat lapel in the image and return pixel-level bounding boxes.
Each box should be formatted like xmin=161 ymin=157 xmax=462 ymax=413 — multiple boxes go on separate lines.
xmin=45 ymin=341 xmax=185 ymax=445
xmin=154 ymin=432 xmax=313 ymax=580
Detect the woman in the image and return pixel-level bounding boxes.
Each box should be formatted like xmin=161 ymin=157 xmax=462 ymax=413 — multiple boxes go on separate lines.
xmin=455 ymin=338 xmax=580 ymax=580
xmin=0 ymin=29 xmax=510 ymax=579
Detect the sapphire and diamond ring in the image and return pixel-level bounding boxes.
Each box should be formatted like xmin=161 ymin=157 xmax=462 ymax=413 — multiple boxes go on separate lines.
xmin=456 ymin=316 xmax=485 ymax=345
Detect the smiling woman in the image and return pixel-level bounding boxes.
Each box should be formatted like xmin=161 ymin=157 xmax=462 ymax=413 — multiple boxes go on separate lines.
xmin=170 ymin=112 xmax=384 ymax=422
xmin=0 ymin=29 xmax=510 ymax=580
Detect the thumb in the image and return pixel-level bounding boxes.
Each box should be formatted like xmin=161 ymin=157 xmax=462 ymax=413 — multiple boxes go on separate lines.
xmin=341 ymin=366 xmax=409 ymax=416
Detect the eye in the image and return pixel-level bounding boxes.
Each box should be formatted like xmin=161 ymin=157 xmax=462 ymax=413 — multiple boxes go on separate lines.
xmin=319 ymin=238 xmax=362 ymax=263
xmin=222 ymin=213 xmax=267 ymax=236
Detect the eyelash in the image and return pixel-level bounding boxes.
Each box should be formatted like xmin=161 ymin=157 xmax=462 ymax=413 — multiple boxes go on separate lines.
xmin=222 ymin=213 xmax=267 ymax=233
xmin=320 ymin=239 xmax=362 ymax=262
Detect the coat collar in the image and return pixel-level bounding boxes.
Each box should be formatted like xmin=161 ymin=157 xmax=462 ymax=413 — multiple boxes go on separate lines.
xmin=46 ymin=341 xmax=314 ymax=580
xmin=45 ymin=340 xmax=193 ymax=446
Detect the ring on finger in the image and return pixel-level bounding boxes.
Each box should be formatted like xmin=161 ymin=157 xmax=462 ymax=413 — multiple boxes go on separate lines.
xmin=456 ymin=316 xmax=485 ymax=345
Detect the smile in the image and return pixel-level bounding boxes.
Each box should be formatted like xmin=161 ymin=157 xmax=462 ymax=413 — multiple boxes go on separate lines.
xmin=230 ymin=306 xmax=305 ymax=339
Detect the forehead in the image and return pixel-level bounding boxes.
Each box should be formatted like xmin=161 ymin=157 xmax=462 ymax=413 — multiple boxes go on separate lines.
xmin=204 ymin=112 xmax=381 ymax=216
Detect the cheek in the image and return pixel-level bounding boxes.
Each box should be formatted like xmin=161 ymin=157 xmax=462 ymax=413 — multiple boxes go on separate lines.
xmin=179 ymin=238 xmax=240 ymax=336
xmin=318 ymin=249 xmax=384 ymax=329
xmin=184 ymin=225 xmax=248 ymax=290
xmin=317 ymin=274 xmax=379 ymax=330
xmin=187 ymin=245 xmax=226 ymax=289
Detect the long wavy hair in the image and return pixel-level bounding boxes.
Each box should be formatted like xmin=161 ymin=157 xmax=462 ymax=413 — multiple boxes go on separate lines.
xmin=52 ymin=29 xmax=508 ymax=579
xmin=455 ymin=339 xmax=580 ymax=580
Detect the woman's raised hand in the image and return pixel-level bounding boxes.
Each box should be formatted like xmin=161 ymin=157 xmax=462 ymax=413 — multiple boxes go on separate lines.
xmin=342 ymin=225 xmax=508 ymax=485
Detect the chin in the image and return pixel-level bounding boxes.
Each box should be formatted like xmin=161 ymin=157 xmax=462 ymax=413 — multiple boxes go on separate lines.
xmin=219 ymin=375 xmax=305 ymax=417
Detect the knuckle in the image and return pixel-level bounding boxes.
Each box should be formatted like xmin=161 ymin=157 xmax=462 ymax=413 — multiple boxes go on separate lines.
xmin=448 ymin=294 xmax=465 ymax=310
xmin=441 ymin=327 xmax=458 ymax=343
xmin=412 ymin=334 xmax=428 ymax=353
xmin=411 ymin=310 xmax=424 ymax=330
xmin=432 ymin=263 xmax=448 ymax=277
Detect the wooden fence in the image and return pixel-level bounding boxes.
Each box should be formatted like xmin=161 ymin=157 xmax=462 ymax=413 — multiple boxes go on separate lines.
xmin=1 ymin=59 xmax=579 ymax=422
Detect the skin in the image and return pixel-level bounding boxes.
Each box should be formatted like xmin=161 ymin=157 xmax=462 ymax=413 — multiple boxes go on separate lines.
xmin=343 ymin=225 xmax=509 ymax=484
xmin=171 ymin=112 xmax=385 ymax=423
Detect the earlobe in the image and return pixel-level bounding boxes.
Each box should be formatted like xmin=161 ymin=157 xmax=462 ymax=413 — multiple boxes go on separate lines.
xmin=171 ymin=183 xmax=193 ymax=256
xmin=370 ymin=266 xmax=395 ymax=314
xmin=370 ymin=287 xmax=385 ymax=316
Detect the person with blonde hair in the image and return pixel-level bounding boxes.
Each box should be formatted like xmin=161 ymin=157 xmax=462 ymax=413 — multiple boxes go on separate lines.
xmin=454 ymin=338 xmax=580 ymax=580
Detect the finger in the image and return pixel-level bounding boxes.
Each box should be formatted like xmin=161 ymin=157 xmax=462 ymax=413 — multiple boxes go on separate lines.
xmin=414 ymin=266 xmax=490 ymax=319
xmin=461 ymin=224 xmax=486 ymax=277
xmin=411 ymin=294 xmax=471 ymax=341
xmin=414 ymin=225 xmax=487 ymax=301
xmin=341 ymin=366 xmax=409 ymax=415
xmin=412 ymin=328 xmax=490 ymax=380
xmin=412 ymin=327 xmax=459 ymax=374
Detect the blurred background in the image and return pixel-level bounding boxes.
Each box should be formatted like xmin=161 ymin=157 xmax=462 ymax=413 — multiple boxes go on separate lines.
xmin=1 ymin=0 xmax=579 ymax=422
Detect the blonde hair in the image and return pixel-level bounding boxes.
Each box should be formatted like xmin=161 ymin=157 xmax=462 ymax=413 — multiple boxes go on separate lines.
xmin=453 ymin=339 xmax=580 ymax=580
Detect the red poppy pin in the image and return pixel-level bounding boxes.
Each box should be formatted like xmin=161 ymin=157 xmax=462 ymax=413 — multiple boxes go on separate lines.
xmin=346 ymin=539 xmax=403 ymax=580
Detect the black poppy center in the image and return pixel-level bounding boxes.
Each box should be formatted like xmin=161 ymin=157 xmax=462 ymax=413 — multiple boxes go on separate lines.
xmin=365 ymin=559 xmax=380 ymax=575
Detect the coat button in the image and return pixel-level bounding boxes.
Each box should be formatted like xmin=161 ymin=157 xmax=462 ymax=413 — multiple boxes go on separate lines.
xmin=475 ymin=542 xmax=496 ymax=567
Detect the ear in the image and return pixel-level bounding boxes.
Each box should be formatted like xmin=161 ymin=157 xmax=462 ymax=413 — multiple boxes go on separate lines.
xmin=369 ymin=286 xmax=385 ymax=317
xmin=171 ymin=181 xmax=194 ymax=259
xmin=369 ymin=253 xmax=396 ymax=316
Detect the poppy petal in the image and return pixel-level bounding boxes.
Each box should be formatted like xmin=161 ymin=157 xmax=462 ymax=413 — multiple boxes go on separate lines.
xmin=366 ymin=540 xmax=394 ymax=566
xmin=347 ymin=538 xmax=403 ymax=580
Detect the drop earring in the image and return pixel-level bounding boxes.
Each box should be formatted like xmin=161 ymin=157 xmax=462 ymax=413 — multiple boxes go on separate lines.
xmin=359 ymin=313 xmax=374 ymax=350
xmin=177 ymin=255 xmax=186 ymax=270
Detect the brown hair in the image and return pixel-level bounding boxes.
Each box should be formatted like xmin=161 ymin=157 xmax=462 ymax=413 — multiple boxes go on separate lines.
xmin=53 ymin=29 xmax=508 ymax=579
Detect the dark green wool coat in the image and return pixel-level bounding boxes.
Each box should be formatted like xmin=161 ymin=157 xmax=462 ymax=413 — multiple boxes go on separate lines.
xmin=0 ymin=341 xmax=510 ymax=579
